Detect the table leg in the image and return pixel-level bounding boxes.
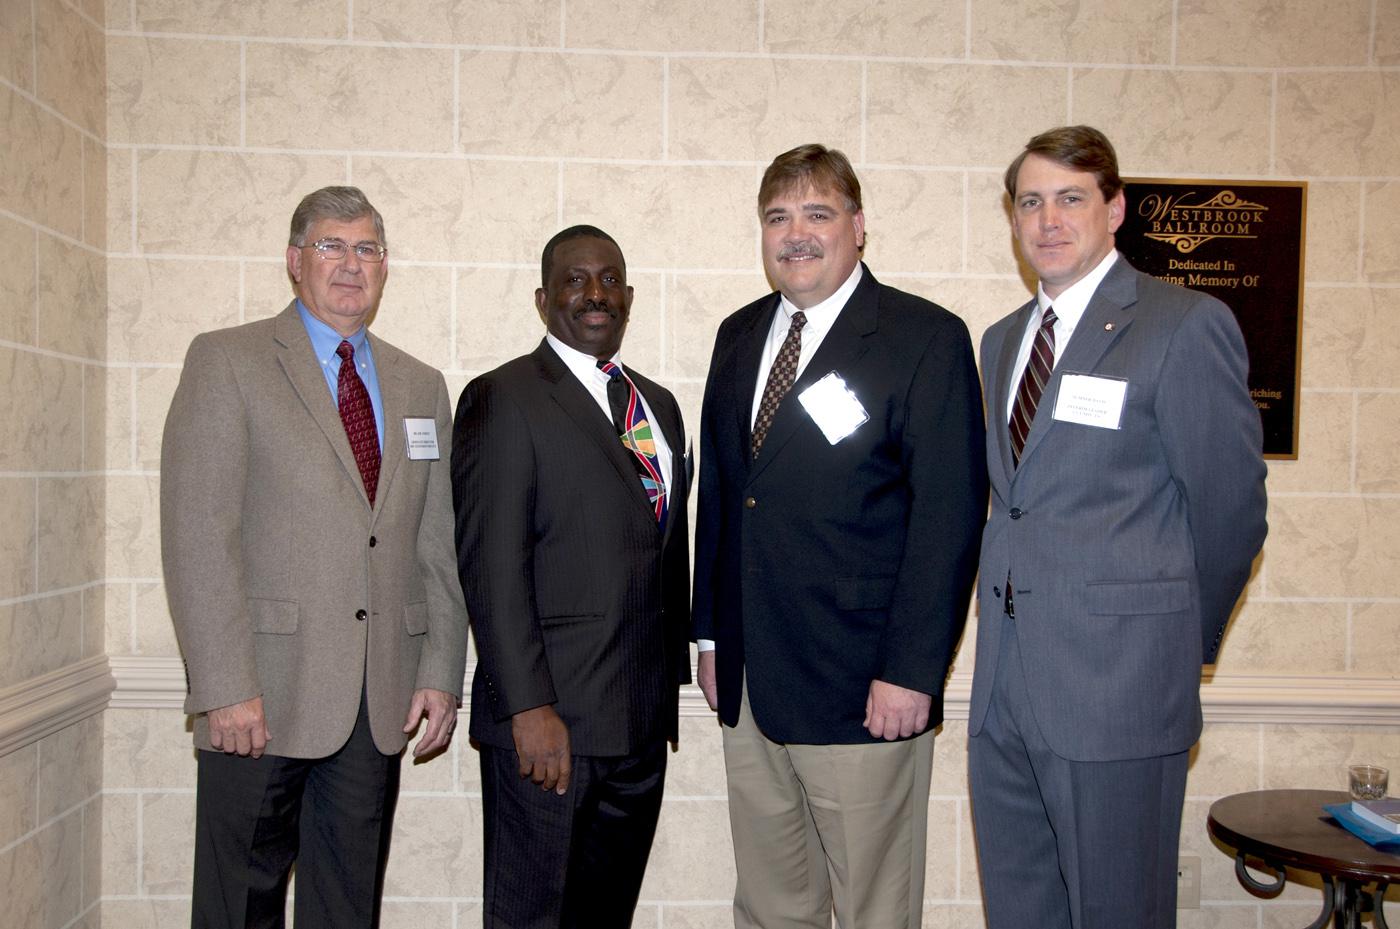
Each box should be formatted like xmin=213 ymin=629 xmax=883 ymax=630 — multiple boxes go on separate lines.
xmin=1234 ymin=852 xmax=1287 ymax=897
xmin=1301 ymin=874 xmax=1335 ymax=929
xmin=1332 ymin=878 xmax=1366 ymax=929
xmin=1371 ymin=881 xmax=1390 ymax=929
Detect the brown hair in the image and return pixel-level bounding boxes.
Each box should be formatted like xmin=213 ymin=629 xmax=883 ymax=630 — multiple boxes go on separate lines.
xmin=758 ymin=144 xmax=863 ymax=215
xmin=288 ymin=186 xmax=386 ymax=247
xmin=1004 ymin=125 xmax=1123 ymax=202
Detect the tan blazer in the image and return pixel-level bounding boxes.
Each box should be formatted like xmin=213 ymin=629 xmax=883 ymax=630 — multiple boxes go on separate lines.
xmin=161 ymin=302 xmax=469 ymax=758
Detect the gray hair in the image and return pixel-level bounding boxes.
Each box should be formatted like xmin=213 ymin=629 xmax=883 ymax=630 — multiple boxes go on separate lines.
xmin=288 ymin=186 xmax=387 ymax=247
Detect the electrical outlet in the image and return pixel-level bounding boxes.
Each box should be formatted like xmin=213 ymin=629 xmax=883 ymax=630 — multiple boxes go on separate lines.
xmin=1177 ymin=855 xmax=1201 ymax=909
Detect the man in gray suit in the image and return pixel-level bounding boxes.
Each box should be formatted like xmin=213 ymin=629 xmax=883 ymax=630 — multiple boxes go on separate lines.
xmin=161 ymin=186 xmax=469 ymax=928
xmin=968 ymin=126 xmax=1268 ymax=929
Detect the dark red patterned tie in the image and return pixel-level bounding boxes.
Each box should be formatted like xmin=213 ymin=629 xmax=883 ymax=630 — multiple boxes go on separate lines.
xmin=336 ymin=340 xmax=380 ymax=505
xmin=752 ymin=310 xmax=807 ymax=458
xmin=1009 ymin=306 xmax=1057 ymax=466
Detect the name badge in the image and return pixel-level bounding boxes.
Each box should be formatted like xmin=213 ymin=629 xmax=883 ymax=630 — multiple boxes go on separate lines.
xmin=797 ymin=372 xmax=869 ymax=445
xmin=1051 ymin=373 xmax=1127 ymax=430
xmin=404 ymin=418 xmax=440 ymax=460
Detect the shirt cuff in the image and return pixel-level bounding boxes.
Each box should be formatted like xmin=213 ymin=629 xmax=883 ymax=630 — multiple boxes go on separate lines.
xmin=696 ymin=639 xmax=715 ymax=653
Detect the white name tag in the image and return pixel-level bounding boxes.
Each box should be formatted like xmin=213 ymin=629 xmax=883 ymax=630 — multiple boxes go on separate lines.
xmin=404 ymin=418 xmax=440 ymax=460
xmin=1052 ymin=374 xmax=1127 ymax=430
xmin=797 ymin=372 xmax=870 ymax=445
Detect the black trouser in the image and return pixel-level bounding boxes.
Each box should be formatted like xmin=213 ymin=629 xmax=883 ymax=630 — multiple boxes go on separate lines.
xmin=479 ymin=739 xmax=667 ymax=929
xmin=191 ymin=692 xmax=400 ymax=929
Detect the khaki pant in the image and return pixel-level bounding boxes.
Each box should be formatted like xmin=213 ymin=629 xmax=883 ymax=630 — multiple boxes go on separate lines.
xmin=722 ymin=679 xmax=934 ymax=929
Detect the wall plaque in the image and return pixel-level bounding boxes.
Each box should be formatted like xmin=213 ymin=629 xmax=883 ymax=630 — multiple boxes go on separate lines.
xmin=1118 ymin=179 xmax=1306 ymax=459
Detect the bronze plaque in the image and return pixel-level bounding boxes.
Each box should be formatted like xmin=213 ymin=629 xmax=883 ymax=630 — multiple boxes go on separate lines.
xmin=1118 ymin=179 xmax=1306 ymax=459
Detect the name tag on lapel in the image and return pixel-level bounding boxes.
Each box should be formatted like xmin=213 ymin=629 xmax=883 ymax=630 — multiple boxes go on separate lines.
xmin=798 ymin=372 xmax=869 ymax=444
xmin=1052 ymin=373 xmax=1127 ymax=430
xmin=404 ymin=417 xmax=440 ymax=460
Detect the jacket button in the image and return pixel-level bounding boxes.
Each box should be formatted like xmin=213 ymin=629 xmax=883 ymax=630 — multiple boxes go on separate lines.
xmin=993 ymin=586 xmax=1001 ymax=597
xmin=744 ymin=497 xmax=757 ymax=509
xmin=355 ymin=609 xmax=367 ymax=622
xmin=368 ymin=536 xmax=377 ymax=547
xmin=1009 ymin=507 xmax=1023 ymax=519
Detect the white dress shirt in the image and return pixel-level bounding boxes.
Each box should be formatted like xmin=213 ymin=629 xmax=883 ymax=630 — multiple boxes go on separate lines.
xmin=750 ymin=263 xmax=864 ymax=426
xmin=698 ymin=264 xmax=865 ymax=655
xmin=1005 ymin=250 xmax=1119 ymax=419
xmin=545 ymin=333 xmax=673 ymax=500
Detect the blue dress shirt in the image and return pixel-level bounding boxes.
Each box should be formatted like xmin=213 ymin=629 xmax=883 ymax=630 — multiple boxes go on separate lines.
xmin=296 ymin=300 xmax=385 ymax=452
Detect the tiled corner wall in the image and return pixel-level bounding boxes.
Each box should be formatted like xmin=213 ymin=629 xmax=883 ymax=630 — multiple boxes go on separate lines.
xmin=0 ymin=0 xmax=111 ymax=927
xmin=0 ymin=0 xmax=1396 ymax=926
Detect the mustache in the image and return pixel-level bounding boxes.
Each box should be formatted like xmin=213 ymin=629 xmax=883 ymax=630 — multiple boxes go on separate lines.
xmin=573 ymin=299 xmax=615 ymax=318
xmin=778 ymin=243 xmax=823 ymax=260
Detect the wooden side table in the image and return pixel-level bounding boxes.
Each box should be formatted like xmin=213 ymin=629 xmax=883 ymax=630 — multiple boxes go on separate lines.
xmin=1208 ymin=789 xmax=1400 ymax=929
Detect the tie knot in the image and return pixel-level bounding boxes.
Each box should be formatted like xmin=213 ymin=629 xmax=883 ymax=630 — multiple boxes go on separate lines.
xmin=1041 ymin=306 xmax=1058 ymax=329
xmin=790 ymin=310 xmax=808 ymax=332
xmin=336 ymin=340 xmax=355 ymax=362
xmin=597 ymin=359 xmax=622 ymax=379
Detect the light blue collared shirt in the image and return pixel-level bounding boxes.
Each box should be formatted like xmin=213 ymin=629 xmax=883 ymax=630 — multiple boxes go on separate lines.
xmin=297 ymin=300 xmax=385 ymax=452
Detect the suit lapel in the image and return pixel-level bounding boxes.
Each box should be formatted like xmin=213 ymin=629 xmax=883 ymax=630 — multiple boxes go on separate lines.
xmin=1015 ymin=259 xmax=1138 ymax=473
xmin=272 ymin=304 xmax=371 ymax=509
xmin=369 ymin=335 xmax=407 ymax=520
xmin=537 ymin=342 xmax=656 ymax=519
xmin=730 ymin=298 xmax=777 ymax=457
xmin=747 ymin=267 xmax=877 ymax=483
xmin=994 ymin=299 xmax=1037 ymax=483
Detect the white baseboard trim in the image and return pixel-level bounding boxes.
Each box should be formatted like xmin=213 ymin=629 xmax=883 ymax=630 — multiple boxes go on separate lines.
xmin=105 ymin=657 xmax=1400 ymax=727
xmin=0 ymin=656 xmax=115 ymax=755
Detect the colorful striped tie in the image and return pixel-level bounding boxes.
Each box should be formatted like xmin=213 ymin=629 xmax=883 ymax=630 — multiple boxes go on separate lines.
xmin=1009 ymin=306 xmax=1057 ymax=467
xmin=598 ymin=361 xmax=667 ymax=525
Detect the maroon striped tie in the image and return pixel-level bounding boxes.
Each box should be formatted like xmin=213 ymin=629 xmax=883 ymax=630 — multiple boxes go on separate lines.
xmin=1009 ymin=306 xmax=1057 ymax=466
xmin=336 ymin=341 xmax=380 ymax=505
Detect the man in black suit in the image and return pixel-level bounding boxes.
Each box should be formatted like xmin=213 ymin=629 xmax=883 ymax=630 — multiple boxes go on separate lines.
xmin=451 ymin=226 xmax=691 ymax=928
xmin=692 ymin=144 xmax=987 ymax=928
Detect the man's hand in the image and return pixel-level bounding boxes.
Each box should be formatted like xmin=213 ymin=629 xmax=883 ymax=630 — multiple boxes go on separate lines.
xmin=207 ymin=696 xmax=271 ymax=758
xmin=864 ymin=680 xmax=932 ymax=741
xmin=697 ymin=650 xmax=718 ymax=711
xmin=403 ymin=688 xmax=458 ymax=758
xmin=511 ymin=705 xmax=572 ymax=795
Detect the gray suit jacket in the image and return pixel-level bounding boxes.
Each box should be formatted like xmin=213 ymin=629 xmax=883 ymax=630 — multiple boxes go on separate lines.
xmin=968 ymin=256 xmax=1267 ymax=762
xmin=161 ymin=302 xmax=469 ymax=758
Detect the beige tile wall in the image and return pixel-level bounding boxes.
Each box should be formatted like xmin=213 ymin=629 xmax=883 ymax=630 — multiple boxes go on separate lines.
xmin=0 ymin=0 xmax=109 ymax=924
xmin=0 ymin=0 xmax=1393 ymax=924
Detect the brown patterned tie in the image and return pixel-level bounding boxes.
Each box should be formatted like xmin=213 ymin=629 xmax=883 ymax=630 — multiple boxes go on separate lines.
xmin=752 ymin=310 xmax=806 ymax=458
xmin=336 ymin=340 xmax=380 ymax=505
xmin=1009 ymin=306 xmax=1057 ymax=467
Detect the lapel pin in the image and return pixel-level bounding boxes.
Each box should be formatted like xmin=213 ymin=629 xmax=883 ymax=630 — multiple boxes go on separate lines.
xmin=1104 ymin=322 xmax=1115 ymax=331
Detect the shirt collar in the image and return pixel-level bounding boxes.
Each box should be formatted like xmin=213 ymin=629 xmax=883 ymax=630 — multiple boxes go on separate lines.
xmin=546 ymin=332 xmax=622 ymax=386
xmin=296 ymin=299 xmax=369 ymax=362
xmin=1035 ymin=250 xmax=1118 ymax=334
xmin=777 ymin=261 xmax=863 ymax=327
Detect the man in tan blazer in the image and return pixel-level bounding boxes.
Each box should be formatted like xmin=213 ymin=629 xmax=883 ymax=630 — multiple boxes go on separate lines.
xmin=161 ymin=186 xmax=469 ymax=929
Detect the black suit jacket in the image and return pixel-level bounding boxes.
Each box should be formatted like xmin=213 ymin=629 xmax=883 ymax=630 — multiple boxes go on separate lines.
xmin=452 ymin=340 xmax=692 ymax=757
xmin=692 ymin=265 xmax=987 ymax=745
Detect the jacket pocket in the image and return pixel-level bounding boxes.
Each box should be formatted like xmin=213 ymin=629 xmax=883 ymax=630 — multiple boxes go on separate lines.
xmin=835 ymin=575 xmax=898 ymax=611
xmin=250 ymin=598 xmax=299 ymax=634
xmin=1085 ymin=578 xmax=1190 ymax=615
xmin=404 ymin=601 xmax=429 ymax=635
xmin=538 ymin=611 xmax=604 ymax=627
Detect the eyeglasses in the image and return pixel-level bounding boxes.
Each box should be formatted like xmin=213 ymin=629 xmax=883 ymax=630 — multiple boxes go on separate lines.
xmin=302 ymin=238 xmax=387 ymax=263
